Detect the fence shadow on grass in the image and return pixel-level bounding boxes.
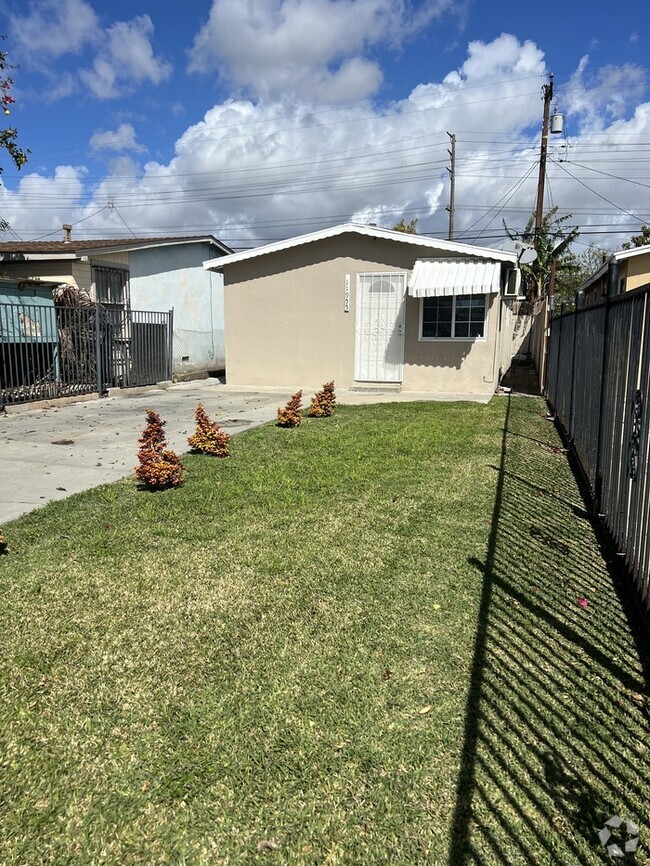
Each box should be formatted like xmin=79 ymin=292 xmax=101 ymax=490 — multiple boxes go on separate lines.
xmin=448 ymin=396 xmax=650 ymax=865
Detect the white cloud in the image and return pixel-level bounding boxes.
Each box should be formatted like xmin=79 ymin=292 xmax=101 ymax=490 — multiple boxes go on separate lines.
xmin=188 ymin=0 xmax=453 ymax=102
xmin=89 ymin=123 xmax=146 ymax=153
xmin=8 ymin=0 xmax=100 ymax=61
xmin=80 ymin=15 xmax=172 ymax=99
xmin=452 ymin=33 xmax=545 ymax=81
xmin=563 ymin=55 xmax=647 ymax=130
xmin=42 ymin=73 xmax=78 ymax=102
xmin=5 ymin=35 xmax=650 ymax=254
xmin=0 ymin=166 xmax=88 ymax=238
xmin=9 ymin=4 xmax=171 ymax=102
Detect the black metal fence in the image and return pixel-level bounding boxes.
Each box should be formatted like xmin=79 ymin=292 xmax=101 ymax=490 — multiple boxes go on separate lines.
xmin=546 ymin=284 xmax=650 ymax=613
xmin=0 ymin=302 xmax=173 ymax=407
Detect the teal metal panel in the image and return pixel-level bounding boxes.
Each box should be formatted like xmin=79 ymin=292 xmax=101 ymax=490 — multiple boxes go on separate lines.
xmin=0 ymin=282 xmax=57 ymax=342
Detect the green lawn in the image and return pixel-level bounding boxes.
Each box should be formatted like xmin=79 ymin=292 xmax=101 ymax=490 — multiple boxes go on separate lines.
xmin=0 ymin=398 xmax=647 ymax=865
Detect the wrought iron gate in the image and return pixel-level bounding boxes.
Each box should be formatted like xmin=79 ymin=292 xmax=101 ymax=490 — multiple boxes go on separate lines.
xmin=1 ymin=302 xmax=173 ymax=407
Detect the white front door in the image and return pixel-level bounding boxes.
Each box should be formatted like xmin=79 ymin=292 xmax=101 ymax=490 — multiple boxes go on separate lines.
xmin=355 ymin=272 xmax=406 ymax=382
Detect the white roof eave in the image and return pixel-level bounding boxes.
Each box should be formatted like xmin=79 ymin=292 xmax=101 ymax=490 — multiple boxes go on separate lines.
xmin=577 ymin=244 xmax=650 ymax=295
xmin=203 ymin=222 xmax=517 ymax=271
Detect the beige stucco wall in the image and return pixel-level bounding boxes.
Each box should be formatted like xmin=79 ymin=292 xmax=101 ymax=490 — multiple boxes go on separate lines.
xmin=223 ymin=234 xmax=505 ymax=395
xmin=584 ymin=253 xmax=650 ymax=304
xmin=0 ymin=252 xmax=130 ymax=298
xmin=90 ymin=252 xmax=130 ymax=270
xmin=624 ymin=252 xmax=650 ymax=291
xmin=0 ymin=258 xmax=91 ymax=290
xmin=402 ymin=294 xmax=498 ymax=393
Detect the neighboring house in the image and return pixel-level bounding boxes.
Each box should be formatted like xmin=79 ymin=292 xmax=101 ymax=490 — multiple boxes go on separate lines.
xmin=203 ymin=223 xmax=524 ymax=398
xmin=0 ymin=230 xmax=232 ymax=376
xmin=580 ymin=244 xmax=650 ymax=305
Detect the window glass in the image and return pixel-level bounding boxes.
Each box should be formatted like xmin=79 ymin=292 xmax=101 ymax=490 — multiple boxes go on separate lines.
xmin=422 ymin=297 xmax=453 ymax=338
xmin=421 ymin=294 xmax=485 ymax=339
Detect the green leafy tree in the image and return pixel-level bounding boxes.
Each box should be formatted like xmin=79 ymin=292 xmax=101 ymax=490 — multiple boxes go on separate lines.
xmin=0 ymin=41 xmax=28 ymax=174
xmin=552 ymin=243 xmax=607 ymax=309
xmin=0 ymin=38 xmax=28 ymax=234
xmin=621 ymin=225 xmax=650 ymax=250
xmin=503 ymin=206 xmax=579 ymax=300
xmin=392 ymin=218 xmax=418 ymax=234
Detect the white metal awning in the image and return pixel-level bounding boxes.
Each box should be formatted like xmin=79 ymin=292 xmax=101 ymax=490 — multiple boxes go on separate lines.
xmin=408 ymin=259 xmax=502 ymax=298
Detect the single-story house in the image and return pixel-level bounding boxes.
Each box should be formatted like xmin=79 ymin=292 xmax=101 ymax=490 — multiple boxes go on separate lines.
xmin=203 ymin=222 xmax=525 ymax=398
xmin=580 ymin=244 xmax=650 ymax=305
xmin=0 ymin=229 xmax=232 ymax=376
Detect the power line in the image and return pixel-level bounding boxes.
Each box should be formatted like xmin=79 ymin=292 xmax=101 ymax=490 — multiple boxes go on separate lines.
xmin=33 ymin=206 xmax=111 ymax=240
xmin=552 ymin=159 xmax=650 ymax=224
xmin=561 ymin=159 xmax=650 ymax=192
xmin=454 ymin=162 xmax=537 ymax=238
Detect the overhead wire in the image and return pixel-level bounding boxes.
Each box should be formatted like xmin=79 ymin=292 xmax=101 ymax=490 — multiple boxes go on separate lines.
xmin=453 ymin=162 xmax=537 ymax=239
xmin=551 ymin=159 xmax=650 ymax=225
xmin=33 ymin=206 xmax=111 ymax=240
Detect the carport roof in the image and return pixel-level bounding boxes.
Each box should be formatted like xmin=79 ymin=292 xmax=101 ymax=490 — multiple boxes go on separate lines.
xmin=203 ymin=222 xmax=517 ymax=271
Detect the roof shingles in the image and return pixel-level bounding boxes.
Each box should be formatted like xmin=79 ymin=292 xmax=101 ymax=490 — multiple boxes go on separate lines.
xmin=0 ymin=235 xmax=231 ymax=256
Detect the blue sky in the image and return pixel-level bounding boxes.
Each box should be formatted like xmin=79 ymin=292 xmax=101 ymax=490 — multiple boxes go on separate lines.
xmin=0 ymin=0 xmax=648 ymax=250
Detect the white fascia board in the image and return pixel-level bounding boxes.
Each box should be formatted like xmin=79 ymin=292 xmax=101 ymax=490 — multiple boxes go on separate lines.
xmin=613 ymin=243 xmax=650 ymax=262
xmin=84 ymin=236 xmax=231 ymax=256
xmin=577 ymin=244 xmax=650 ymax=294
xmin=203 ymin=222 xmax=517 ymax=271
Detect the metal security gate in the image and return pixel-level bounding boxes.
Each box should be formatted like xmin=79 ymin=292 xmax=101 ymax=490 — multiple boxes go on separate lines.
xmin=130 ymin=311 xmax=172 ymax=387
xmin=0 ymin=302 xmax=173 ymax=407
xmin=355 ymin=273 xmax=406 ymax=382
xmin=105 ymin=309 xmax=173 ymax=388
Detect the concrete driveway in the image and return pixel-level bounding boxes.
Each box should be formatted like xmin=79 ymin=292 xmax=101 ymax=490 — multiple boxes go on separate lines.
xmin=0 ymin=380 xmax=489 ymax=524
xmin=0 ymin=380 xmax=289 ymax=524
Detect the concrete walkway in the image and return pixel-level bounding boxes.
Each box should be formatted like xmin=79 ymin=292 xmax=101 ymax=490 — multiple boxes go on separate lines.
xmin=0 ymin=381 xmax=491 ymax=524
xmin=0 ymin=380 xmax=289 ymax=524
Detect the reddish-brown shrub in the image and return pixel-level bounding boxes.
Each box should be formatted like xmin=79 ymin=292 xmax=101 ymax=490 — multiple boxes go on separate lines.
xmin=188 ymin=402 xmax=230 ymax=457
xmin=277 ymin=390 xmax=303 ymax=427
xmin=308 ymin=381 xmax=336 ymax=417
xmin=135 ymin=409 xmax=184 ymax=489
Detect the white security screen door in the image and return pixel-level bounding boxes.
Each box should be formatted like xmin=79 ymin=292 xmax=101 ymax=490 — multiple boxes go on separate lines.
xmin=355 ymin=273 xmax=406 ymax=382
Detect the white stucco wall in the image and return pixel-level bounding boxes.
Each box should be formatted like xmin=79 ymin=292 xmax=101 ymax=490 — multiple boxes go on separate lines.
xmin=128 ymin=243 xmax=225 ymax=374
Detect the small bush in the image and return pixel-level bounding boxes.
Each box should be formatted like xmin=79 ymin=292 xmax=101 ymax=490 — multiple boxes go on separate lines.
xmin=0 ymin=530 xmax=7 ymax=555
xmin=308 ymin=381 xmax=336 ymax=418
xmin=188 ymin=402 xmax=230 ymax=457
xmin=135 ymin=409 xmax=184 ymax=490
xmin=277 ymin=390 xmax=303 ymax=428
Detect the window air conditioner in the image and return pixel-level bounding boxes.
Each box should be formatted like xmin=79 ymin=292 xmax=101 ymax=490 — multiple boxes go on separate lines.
xmin=504 ymin=269 xmax=522 ymax=297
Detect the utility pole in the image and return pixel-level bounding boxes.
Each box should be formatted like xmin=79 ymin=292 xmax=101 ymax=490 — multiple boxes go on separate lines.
xmin=446 ymin=131 xmax=456 ymax=241
xmin=534 ymin=73 xmax=554 ymax=245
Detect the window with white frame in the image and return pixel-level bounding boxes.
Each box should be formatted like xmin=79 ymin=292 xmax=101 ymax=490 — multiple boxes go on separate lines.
xmin=420 ymin=294 xmax=487 ymax=340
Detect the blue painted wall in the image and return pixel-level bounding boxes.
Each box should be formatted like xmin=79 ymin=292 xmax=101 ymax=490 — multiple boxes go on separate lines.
xmin=128 ymin=243 xmax=225 ymax=374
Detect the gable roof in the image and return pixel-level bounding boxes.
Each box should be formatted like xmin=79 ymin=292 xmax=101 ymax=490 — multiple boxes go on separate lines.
xmin=0 ymin=235 xmax=233 ymax=259
xmin=203 ymin=222 xmax=517 ymax=270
